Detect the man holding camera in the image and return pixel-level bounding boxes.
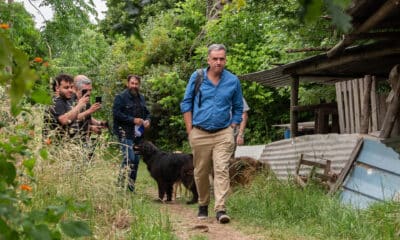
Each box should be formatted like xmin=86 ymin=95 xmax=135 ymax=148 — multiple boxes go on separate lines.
xmin=73 ymin=75 xmax=107 ymax=141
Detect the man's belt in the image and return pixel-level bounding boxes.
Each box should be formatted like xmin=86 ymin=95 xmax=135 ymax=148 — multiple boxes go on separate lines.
xmin=193 ymin=125 xmax=227 ymax=133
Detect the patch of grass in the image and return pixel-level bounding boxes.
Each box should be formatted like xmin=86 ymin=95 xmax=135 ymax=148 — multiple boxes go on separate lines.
xmin=228 ymin=171 xmax=400 ymax=239
xmin=31 ymin=138 xmax=177 ymax=239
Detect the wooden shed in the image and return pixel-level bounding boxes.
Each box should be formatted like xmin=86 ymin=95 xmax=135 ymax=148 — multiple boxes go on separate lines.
xmin=239 ymin=0 xmax=400 ymax=140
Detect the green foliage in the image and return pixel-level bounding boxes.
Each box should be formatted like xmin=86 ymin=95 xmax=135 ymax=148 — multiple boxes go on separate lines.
xmin=145 ymin=68 xmax=188 ymax=149
xmin=0 ymin=1 xmax=45 ymax=57
xmin=299 ymin=83 xmax=336 ymax=105
xmin=298 ymin=0 xmax=352 ymax=33
xmin=0 ymin=31 xmax=37 ymax=115
xmin=229 ymin=172 xmax=400 ymax=239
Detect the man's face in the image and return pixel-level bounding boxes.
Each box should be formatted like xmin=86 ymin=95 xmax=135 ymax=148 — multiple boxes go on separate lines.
xmin=127 ymin=78 xmax=140 ymax=95
xmin=207 ymin=49 xmax=226 ymax=74
xmin=77 ymin=84 xmax=92 ymax=99
xmin=56 ymin=80 xmax=74 ymax=99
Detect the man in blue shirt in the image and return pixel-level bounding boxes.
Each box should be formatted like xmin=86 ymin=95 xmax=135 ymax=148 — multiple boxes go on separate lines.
xmin=113 ymin=75 xmax=151 ymax=192
xmin=181 ymin=44 xmax=243 ymax=223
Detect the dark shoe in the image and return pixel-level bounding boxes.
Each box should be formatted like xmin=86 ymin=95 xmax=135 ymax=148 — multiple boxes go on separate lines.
xmin=198 ymin=205 xmax=208 ymax=219
xmin=216 ymin=211 xmax=230 ymax=224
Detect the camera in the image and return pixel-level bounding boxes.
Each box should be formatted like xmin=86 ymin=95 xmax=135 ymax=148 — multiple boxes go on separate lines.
xmin=95 ymin=96 xmax=102 ymax=103
xmin=81 ymin=89 xmax=88 ymax=96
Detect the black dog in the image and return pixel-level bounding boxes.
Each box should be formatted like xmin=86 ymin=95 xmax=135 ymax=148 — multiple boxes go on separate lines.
xmin=135 ymin=141 xmax=198 ymax=204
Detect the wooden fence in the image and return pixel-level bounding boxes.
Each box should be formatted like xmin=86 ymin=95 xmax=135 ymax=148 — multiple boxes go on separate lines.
xmin=335 ymin=76 xmax=395 ymax=135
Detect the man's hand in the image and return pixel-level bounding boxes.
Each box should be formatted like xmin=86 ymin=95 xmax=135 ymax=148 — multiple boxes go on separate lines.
xmin=143 ymin=120 xmax=150 ymax=128
xmin=88 ymin=102 xmax=102 ymax=114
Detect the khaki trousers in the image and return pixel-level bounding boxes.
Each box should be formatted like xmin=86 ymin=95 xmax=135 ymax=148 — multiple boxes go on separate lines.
xmin=189 ymin=127 xmax=235 ymax=212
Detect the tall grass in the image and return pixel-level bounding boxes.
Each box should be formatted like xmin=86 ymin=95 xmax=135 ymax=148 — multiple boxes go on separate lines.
xmin=228 ymin=171 xmax=400 ymax=239
xmin=31 ymin=136 xmax=177 ymax=239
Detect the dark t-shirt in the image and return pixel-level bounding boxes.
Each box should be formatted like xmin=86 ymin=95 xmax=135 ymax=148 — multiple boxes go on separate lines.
xmin=43 ymin=96 xmax=90 ymax=141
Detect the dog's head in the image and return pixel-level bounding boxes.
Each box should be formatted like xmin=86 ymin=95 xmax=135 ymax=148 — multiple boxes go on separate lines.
xmin=134 ymin=140 xmax=159 ymax=157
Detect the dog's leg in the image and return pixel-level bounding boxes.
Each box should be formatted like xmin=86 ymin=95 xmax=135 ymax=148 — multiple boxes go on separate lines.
xmin=157 ymin=182 xmax=165 ymax=202
xmin=166 ymin=183 xmax=173 ymax=202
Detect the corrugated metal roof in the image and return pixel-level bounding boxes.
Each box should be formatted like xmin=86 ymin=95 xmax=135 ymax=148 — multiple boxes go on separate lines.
xmin=235 ymin=145 xmax=266 ymax=160
xmin=239 ymin=41 xmax=400 ymax=87
xmin=260 ymin=134 xmax=362 ymax=179
xmin=340 ymin=139 xmax=400 ymax=208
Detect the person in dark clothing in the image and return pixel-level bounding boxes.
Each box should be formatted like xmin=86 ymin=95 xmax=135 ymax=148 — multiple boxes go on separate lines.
xmin=113 ymin=74 xmax=151 ymax=192
xmin=43 ymin=74 xmax=89 ymax=142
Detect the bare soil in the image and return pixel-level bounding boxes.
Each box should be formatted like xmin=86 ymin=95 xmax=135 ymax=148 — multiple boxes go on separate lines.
xmin=156 ymin=197 xmax=265 ymax=240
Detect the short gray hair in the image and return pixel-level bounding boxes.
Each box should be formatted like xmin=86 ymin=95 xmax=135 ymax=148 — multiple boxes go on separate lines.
xmin=208 ymin=44 xmax=226 ymax=55
xmin=74 ymin=75 xmax=92 ymax=90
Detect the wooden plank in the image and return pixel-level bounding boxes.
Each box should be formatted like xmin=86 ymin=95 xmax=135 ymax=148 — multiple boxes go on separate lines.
xmin=377 ymin=94 xmax=387 ymax=129
xmin=298 ymin=159 xmax=329 ymax=169
xmin=370 ymin=76 xmax=378 ymax=131
xmin=336 ymin=82 xmax=345 ymax=133
xmin=360 ymin=75 xmax=372 ymax=134
xmin=352 ymin=79 xmax=361 ymax=133
xmin=342 ymin=81 xmax=350 ymax=133
xmin=329 ymin=138 xmax=363 ymax=195
xmin=347 ymin=80 xmax=355 ymax=133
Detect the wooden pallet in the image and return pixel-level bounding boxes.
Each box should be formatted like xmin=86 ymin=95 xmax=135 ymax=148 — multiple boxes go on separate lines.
xmin=294 ymin=153 xmax=338 ymax=191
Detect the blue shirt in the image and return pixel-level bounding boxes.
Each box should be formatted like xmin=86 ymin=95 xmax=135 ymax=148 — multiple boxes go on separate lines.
xmin=180 ymin=68 xmax=243 ymax=130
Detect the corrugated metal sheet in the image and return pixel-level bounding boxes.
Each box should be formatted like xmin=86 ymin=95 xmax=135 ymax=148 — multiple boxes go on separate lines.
xmin=261 ymin=134 xmax=361 ymax=179
xmin=340 ymin=139 xmax=400 ymax=208
xmin=235 ymin=145 xmax=266 ymax=160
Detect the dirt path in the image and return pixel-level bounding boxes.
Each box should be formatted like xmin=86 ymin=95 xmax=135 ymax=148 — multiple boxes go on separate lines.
xmin=157 ymin=198 xmax=265 ymax=240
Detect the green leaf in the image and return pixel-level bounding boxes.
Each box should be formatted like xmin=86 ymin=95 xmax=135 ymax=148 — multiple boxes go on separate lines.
xmin=60 ymin=220 xmax=92 ymax=238
xmin=0 ymin=160 xmax=16 ymax=185
xmin=30 ymin=89 xmax=52 ymax=104
xmin=26 ymin=224 xmax=52 ymax=240
xmin=45 ymin=205 xmax=66 ymax=223
xmin=39 ymin=148 xmax=48 ymax=160
xmin=0 ymin=218 xmax=18 ymax=240
xmin=23 ymin=158 xmax=36 ymax=171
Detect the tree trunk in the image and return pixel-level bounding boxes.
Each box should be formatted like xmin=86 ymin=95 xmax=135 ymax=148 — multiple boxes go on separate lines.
xmin=379 ymin=65 xmax=400 ymax=138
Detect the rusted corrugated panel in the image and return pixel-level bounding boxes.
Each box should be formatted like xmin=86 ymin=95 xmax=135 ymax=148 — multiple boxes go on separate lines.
xmin=260 ymin=134 xmax=361 ymax=179
xmin=340 ymin=138 xmax=400 ymax=208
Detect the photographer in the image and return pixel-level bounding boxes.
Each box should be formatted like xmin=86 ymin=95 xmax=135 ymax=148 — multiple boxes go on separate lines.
xmin=73 ymin=75 xmax=107 ymax=141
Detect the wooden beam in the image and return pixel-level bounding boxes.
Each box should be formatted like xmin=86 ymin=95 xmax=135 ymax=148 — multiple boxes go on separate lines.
xmin=292 ymin=45 xmax=400 ymax=75
xmin=327 ymin=0 xmax=400 ymax=57
xmin=329 ymin=138 xmax=363 ymax=195
xmin=292 ymin=102 xmax=337 ymax=112
xmin=290 ymin=76 xmax=299 ymax=138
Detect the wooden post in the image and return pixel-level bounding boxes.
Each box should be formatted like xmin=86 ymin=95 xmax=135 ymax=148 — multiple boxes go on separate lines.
xmin=379 ymin=65 xmax=400 ymax=138
xmin=360 ymin=75 xmax=372 ymax=134
xmin=290 ymin=76 xmax=299 ymax=138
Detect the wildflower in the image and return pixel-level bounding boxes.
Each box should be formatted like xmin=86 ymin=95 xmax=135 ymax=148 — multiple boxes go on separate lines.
xmin=42 ymin=61 xmax=49 ymax=67
xmin=20 ymin=184 xmax=32 ymax=192
xmin=33 ymin=57 xmax=43 ymax=63
xmin=45 ymin=138 xmax=51 ymax=145
xmin=0 ymin=23 xmax=10 ymax=29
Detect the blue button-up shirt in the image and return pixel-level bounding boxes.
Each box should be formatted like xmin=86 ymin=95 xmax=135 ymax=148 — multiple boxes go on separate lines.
xmin=180 ymin=68 xmax=243 ymax=130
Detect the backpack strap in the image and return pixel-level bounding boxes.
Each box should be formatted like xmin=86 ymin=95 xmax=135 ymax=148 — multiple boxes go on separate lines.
xmin=192 ymin=69 xmax=204 ymax=111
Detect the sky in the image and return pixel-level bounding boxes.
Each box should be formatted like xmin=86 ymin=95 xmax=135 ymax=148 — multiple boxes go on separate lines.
xmin=17 ymin=0 xmax=107 ymax=29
